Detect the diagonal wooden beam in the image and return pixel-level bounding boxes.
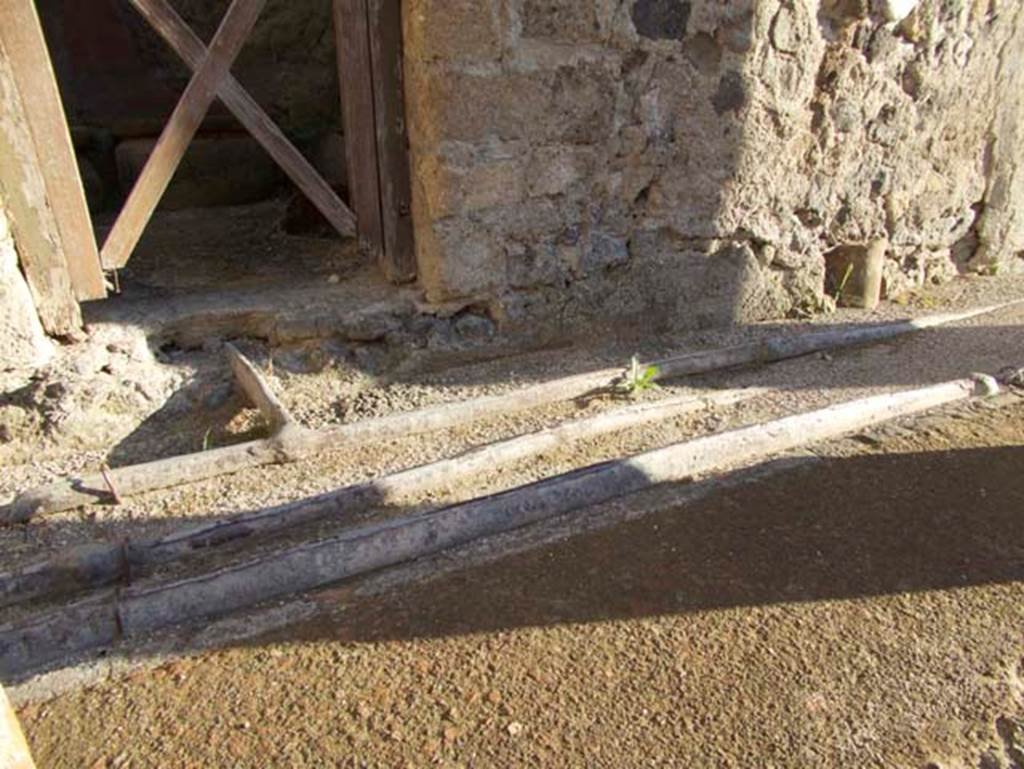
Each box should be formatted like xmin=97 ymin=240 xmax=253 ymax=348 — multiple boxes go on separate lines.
xmin=0 ymin=37 xmax=81 ymax=335
xmin=100 ymin=0 xmax=268 ymax=270
xmin=0 ymin=0 xmax=106 ymax=301
xmin=1 ymin=683 xmax=37 ymax=769
xmin=125 ymin=0 xmax=357 ymax=241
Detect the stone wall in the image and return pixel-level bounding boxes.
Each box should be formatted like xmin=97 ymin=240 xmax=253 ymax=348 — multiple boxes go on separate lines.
xmin=404 ymin=0 xmax=1024 ymax=335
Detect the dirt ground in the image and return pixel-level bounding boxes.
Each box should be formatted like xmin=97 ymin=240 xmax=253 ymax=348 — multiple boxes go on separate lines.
xmin=3 ymin=274 xmax=1024 ymax=574
xmin=15 ymin=364 xmax=1024 ymax=767
xmin=3 ymin=273 xmax=1024 ymax=767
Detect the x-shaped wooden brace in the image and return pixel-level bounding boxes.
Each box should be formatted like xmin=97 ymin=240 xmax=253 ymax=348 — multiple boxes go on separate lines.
xmin=101 ymin=0 xmax=358 ymax=270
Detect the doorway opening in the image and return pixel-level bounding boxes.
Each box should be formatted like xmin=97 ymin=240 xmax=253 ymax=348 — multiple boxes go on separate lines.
xmin=23 ymin=0 xmax=416 ymax=337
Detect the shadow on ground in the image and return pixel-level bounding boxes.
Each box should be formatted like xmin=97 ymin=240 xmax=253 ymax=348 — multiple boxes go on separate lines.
xmin=2 ymin=371 xmax=1024 ymax=694
xmin=263 ymin=435 xmax=1024 ymax=647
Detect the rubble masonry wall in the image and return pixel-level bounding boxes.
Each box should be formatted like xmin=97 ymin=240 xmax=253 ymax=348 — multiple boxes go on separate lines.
xmin=404 ymin=0 xmax=1024 ymax=334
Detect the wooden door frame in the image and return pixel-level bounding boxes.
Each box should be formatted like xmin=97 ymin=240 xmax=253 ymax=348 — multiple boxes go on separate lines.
xmin=334 ymin=0 xmax=417 ymax=284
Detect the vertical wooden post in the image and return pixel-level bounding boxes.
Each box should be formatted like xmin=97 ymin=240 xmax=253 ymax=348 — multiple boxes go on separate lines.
xmin=366 ymin=0 xmax=417 ymax=283
xmin=0 ymin=0 xmax=106 ymax=302
xmin=333 ymin=0 xmax=385 ymax=265
xmin=0 ymin=684 xmax=37 ymax=769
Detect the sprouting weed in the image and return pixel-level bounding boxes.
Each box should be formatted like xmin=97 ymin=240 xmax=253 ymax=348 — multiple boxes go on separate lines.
xmin=620 ymin=355 xmax=660 ymax=397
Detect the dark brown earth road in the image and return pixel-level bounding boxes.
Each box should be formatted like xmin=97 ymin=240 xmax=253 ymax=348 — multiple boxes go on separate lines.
xmin=20 ymin=397 xmax=1024 ymax=768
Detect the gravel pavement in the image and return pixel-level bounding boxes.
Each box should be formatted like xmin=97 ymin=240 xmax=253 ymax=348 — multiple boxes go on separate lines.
xmin=4 ymin=273 xmax=1024 ymax=767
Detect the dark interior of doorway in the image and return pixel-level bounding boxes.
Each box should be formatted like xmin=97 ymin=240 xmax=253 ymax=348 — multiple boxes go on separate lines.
xmin=38 ymin=0 xmax=367 ymax=301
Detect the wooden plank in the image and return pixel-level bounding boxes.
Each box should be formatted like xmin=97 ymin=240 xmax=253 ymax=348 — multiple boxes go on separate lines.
xmin=100 ymin=0 xmax=268 ymax=269
xmin=367 ymin=0 xmax=417 ymax=283
xmin=333 ymin=0 xmax=385 ymax=265
xmin=0 ymin=36 xmax=81 ymax=335
xmin=1 ymin=683 xmax=37 ymax=769
xmin=0 ymin=389 xmax=759 ymax=608
xmin=0 ymin=0 xmax=106 ymax=301
xmin=125 ymin=0 xmax=356 ymax=238
xmin=132 ymin=389 xmax=759 ymax=567
xmin=114 ymin=377 xmax=993 ymax=637
xmin=225 ymin=343 xmax=294 ymax=432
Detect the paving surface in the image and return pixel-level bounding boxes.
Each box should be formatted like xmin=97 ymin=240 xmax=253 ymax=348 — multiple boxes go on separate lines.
xmin=4 ymin=273 xmax=1024 ymax=767
xmin=3 ymin=275 xmax=1023 ymax=574
xmin=16 ymin=377 xmax=1024 ymax=768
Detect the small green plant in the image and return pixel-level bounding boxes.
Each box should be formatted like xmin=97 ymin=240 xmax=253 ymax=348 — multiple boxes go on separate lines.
xmin=620 ymin=356 xmax=660 ymax=397
xmin=201 ymin=427 xmax=214 ymax=452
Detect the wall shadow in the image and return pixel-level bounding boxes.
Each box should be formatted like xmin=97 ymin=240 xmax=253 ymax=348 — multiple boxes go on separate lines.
xmin=260 ymin=440 xmax=1024 ymax=648
xmin=2 ymin=423 xmax=1023 ymax=684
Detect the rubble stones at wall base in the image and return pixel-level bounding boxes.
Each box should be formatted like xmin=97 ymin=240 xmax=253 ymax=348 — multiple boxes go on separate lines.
xmin=0 ymin=204 xmax=53 ymax=371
